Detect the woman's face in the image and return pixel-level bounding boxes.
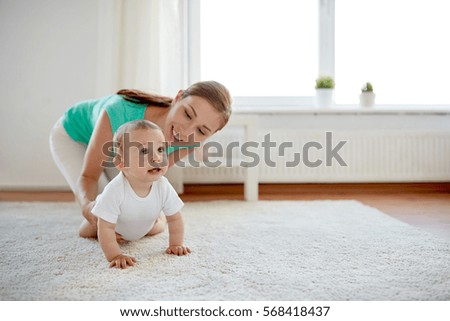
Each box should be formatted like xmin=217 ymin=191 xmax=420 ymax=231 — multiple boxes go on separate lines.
xmin=164 ymin=94 xmax=224 ymax=145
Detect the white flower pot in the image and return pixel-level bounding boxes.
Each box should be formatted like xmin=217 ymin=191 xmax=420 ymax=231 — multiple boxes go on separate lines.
xmin=315 ymin=88 xmax=334 ymax=109
xmin=359 ymin=92 xmax=376 ymax=108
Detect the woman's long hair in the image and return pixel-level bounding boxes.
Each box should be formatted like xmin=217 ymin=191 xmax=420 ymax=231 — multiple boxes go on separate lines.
xmin=117 ymin=81 xmax=232 ymax=130
xmin=116 ymin=89 xmax=173 ymax=107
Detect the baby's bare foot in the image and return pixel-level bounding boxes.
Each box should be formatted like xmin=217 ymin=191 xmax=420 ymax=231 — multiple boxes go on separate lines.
xmin=146 ymin=215 xmax=167 ymax=236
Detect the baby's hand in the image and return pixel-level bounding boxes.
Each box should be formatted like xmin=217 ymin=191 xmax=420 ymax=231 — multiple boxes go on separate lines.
xmin=166 ymin=245 xmax=191 ymax=256
xmin=109 ymin=254 xmax=136 ymax=269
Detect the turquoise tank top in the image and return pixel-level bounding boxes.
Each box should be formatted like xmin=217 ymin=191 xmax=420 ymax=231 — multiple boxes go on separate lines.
xmin=61 ymin=94 xmax=194 ymax=154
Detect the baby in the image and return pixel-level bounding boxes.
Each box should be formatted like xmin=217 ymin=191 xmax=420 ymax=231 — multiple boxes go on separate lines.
xmin=92 ymin=119 xmax=190 ymax=269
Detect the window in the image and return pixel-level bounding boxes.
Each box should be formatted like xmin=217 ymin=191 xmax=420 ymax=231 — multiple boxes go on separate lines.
xmin=190 ymin=0 xmax=450 ymax=107
xmin=335 ymin=0 xmax=450 ymax=105
xmin=196 ymin=0 xmax=317 ymax=104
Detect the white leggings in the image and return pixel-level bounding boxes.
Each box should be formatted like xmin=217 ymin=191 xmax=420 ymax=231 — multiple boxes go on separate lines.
xmin=49 ymin=119 xmax=119 ymax=196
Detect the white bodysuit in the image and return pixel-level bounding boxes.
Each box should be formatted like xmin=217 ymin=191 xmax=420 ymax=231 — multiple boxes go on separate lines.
xmin=92 ymin=172 xmax=184 ymax=241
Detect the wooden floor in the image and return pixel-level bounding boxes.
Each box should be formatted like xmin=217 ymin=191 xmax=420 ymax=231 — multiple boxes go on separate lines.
xmin=1 ymin=183 xmax=449 ymax=240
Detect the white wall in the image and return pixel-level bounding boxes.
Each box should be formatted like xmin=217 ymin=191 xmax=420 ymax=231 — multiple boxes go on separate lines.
xmin=0 ymin=0 xmax=99 ymax=189
xmin=1 ymin=1 xmax=449 ymax=190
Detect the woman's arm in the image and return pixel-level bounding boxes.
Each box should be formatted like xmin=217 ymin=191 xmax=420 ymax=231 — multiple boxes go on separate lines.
xmin=75 ymin=110 xmax=113 ymax=226
xmin=168 ymin=148 xmax=194 ymax=167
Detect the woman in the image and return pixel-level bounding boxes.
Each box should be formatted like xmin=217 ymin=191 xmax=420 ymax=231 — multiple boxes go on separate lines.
xmin=50 ymin=81 xmax=232 ymax=231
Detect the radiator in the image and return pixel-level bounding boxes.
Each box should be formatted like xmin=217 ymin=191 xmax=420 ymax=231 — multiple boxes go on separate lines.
xmin=180 ymin=129 xmax=450 ymax=183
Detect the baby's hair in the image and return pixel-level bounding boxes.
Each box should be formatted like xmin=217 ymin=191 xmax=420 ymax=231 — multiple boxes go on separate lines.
xmin=113 ymin=119 xmax=162 ymax=154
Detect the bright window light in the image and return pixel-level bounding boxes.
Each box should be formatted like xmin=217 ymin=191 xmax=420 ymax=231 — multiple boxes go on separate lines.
xmin=200 ymin=0 xmax=318 ymax=97
xmin=336 ymin=0 xmax=450 ymax=104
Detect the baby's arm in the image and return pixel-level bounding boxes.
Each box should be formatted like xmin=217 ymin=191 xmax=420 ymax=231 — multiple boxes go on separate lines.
xmin=98 ymin=218 xmax=136 ymax=268
xmin=166 ymin=212 xmax=191 ymax=256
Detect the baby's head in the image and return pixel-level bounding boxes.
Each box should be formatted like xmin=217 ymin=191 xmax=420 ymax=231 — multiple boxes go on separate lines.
xmin=113 ymin=120 xmax=168 ymax=182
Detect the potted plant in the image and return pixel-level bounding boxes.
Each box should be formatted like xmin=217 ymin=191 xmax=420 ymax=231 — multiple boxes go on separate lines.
xmin=359 ymin=82 xmax=375 ymax=108
xmin=315 ymin=76 xmax=335 ymax=109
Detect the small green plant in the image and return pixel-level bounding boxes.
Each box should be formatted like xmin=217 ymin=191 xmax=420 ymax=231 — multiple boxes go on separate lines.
xmin=315 ymin=76 xmax=335 ymax=89
xmin=361 ymin=82 xmax=373 ymax=92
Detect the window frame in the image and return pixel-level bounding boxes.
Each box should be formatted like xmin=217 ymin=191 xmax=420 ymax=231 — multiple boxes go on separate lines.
xmin=187 ymin=0 xmax=449 ymax=110
xmin=188 ymin=0 xmax=330 ymax=108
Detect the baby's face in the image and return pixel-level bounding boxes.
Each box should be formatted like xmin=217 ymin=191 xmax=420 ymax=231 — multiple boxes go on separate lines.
xmin=120 ymin=128 xmax=168 ymax=183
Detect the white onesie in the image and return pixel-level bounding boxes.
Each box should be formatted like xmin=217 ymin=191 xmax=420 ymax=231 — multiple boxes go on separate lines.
xmin=92 ymin=172 xmax=184 ymax=241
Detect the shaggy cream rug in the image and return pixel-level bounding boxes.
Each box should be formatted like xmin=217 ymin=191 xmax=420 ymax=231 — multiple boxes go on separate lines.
xmin=0 ymin=200 xmax=449 ymax=301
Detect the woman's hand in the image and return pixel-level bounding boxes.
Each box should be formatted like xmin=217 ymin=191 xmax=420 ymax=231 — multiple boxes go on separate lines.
xmin=109 ymin=254 xmax=137 ymax=269
xmin=166 ymin=245 xmax=191 ymax=256
xmin=82 ymin=201 xmax=97 ymax=227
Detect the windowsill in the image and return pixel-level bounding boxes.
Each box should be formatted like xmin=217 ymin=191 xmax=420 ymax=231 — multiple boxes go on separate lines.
xmin=233 ymin=105 xmax=450 ymax=115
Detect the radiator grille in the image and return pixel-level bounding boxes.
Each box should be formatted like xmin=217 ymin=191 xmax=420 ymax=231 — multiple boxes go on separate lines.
xmin=181 ymin=130 xmax=450 ymax=183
